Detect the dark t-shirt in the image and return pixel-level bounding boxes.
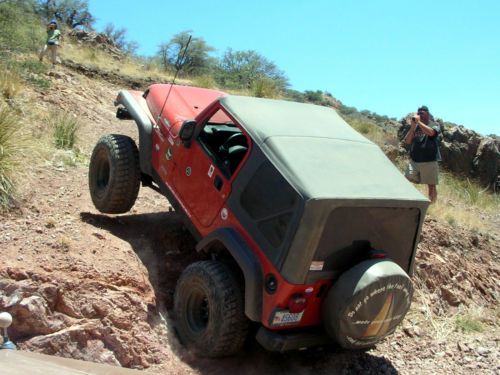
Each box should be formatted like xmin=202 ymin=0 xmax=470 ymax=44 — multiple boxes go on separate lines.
xmin=410 ymin=121 xmax=441 ymax=162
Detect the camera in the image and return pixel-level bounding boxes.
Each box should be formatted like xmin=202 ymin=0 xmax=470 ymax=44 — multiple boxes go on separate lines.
xmin=411 ymin=116 xmax=417 ymax=121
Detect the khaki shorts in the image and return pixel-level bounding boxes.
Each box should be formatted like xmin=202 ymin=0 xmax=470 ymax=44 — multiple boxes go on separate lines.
xmin=405 ymin=160 xmax=439 ymax=185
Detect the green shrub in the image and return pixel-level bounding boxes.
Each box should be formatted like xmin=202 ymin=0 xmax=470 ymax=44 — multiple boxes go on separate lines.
xmin=455 ymin=314 xmax=484 ymax=333
xmin=17 ymin=59 xmax=49 ymax=75
xmin=0 ymin=104 xmax=23 ymax=208
xmin=51 ymin=112 xmax=80 ymax=149
xmin=303 ymin=90 xmax=329 ymax=106
xmin=26 ymin=75 xmax=51 ymax=90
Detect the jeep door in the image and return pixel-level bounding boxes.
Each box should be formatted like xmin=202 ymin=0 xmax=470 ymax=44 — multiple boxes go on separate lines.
xmin=172 ymin=106 xmax=249 ymax=228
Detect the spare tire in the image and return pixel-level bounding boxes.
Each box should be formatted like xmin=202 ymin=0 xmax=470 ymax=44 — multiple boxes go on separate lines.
xmin=322 ymin=259 xmax=413 ymax=349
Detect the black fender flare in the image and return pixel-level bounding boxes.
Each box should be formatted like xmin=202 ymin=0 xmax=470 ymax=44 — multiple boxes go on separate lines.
xmin=115 ymin=90 xmax=153 ymax=176
xmin=196 ymin=228 xmax=263 ymax=322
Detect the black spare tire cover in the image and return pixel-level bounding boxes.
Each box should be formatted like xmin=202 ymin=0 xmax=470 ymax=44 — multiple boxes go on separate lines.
xmin=323 ymin=259 xmax=413 ymax=349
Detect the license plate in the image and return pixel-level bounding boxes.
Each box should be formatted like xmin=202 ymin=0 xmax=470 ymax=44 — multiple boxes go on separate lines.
xmin=271 ymin=310 xmax=304 ymax=326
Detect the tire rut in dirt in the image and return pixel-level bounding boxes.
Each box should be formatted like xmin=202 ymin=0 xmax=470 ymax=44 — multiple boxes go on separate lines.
xmin=88 ymin=134 xmax=140 ymax=214
xmin=174 ymin=260 xmax=249 ymax=357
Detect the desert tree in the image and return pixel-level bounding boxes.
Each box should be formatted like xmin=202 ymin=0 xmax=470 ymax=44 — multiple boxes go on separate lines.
xmin=103 ymin=23 xmax=139 ymax=55
xmin=157 ymin=31 xmax=215 ymax=76
xmin=215 ymin=48 xmax=288 ymax=91
xmin=36 ymin=0 xmax=94 ymax=29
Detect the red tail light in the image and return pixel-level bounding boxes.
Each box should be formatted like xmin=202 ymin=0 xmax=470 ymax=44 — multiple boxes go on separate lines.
xmin=369 ymin=249 xmax=386 ymax=259
xmin=288 ymin=293 xmax=308 ymax=313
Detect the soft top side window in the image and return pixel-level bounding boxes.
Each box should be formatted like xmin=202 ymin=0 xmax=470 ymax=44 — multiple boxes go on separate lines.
xmin=198 ymin=109 xmax=249 ymax=177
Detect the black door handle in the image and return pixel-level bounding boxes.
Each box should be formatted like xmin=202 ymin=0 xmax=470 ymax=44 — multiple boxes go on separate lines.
xmin=214 ymin=175 xmax=223 ymax=191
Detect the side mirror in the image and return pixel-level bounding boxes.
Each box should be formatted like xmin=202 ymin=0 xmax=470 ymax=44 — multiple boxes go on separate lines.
xmin=179 ymin=120 xmax=196 ymax=147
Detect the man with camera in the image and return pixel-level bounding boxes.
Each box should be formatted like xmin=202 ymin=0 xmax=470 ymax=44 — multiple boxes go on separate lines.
xmin=404 ymin=105 xmax=441 ymax=203
xmin=39 ymin=20 xmax=63 ymax=65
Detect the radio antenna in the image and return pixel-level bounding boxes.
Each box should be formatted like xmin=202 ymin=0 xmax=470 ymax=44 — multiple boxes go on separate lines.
xmin=157 ymin=34 xmax=193 ymax=123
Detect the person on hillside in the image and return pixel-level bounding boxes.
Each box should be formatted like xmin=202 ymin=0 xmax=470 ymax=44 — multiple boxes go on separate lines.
xmin=404 ymin=105 xmax=441 ymax=203
xmin=39 ymin=20 xmax=63 ymax=65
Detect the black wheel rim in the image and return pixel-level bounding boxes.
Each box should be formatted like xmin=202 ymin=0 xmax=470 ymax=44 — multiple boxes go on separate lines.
xmin=186 ymin=288 xmax=210 ymax=334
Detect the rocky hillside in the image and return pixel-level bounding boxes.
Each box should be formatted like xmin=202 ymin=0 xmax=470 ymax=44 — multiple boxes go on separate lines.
xmin=0 ymin=61 xmax=499 ymax=375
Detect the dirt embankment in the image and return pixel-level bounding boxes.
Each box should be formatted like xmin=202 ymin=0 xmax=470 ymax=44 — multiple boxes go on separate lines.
xmin=0 ymin=65 xmax=499 ymax=375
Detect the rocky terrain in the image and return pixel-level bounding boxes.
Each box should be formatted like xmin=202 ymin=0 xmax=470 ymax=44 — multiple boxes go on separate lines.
xmin=0 ymin=63 xmax=499 ymax=374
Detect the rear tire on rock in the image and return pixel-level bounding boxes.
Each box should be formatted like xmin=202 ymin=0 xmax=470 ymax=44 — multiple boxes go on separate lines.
xmin=89 ymin=134 xmax=140 ymax=214
xmin=174 ymin=260 xmax=249 ymax=357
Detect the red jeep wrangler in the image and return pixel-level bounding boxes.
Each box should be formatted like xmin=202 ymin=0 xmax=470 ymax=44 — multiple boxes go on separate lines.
xmin=89 ymin=84 xmax=429 ymax=357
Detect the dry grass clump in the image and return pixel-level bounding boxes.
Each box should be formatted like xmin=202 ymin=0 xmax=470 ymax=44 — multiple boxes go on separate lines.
xmin=252 ymin=77 xmax=281 ymax=98
xmin=0 ymin=104 xmax=27 ymax=208
xmin=191 ymin=74 xmax=217 ymax=89
xmin=425 ymin=172 xmax=499 ymax=231
xmin=349 ymin=118 xmax=390 ymax=146
xmin=49 ymin=111 xmax=80 ymax=150
xmin=0 ymin=69 xmax=22 ymax=100
xmin=409 ymin=279 xmax=456 ymax=341
xmin=438 ymin=172 xmax=499 ymax=209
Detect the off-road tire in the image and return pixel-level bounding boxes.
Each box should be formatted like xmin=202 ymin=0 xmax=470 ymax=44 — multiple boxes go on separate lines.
xmin=174 ymin=260 xmax=249 ymax=357
xmin=89 ymin=134 xmax=140 ymax=214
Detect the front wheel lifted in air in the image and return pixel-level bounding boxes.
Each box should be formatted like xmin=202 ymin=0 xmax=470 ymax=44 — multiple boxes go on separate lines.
xmin=88 ymin=134 xmax=140 ymax=214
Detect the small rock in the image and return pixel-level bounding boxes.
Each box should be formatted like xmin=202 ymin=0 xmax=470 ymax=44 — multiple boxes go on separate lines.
xmin=403 ymin=326 xmax=415 ymax=337
xmin=477 ymin=346 xmax=490 ymax=356
xmin=413 ymin=326 xmax=422 ymax=337
xmin=470 ymin=235 xmax=479 ymax=247
xmin=7 ymin=268 xmax=28 ymax=281
xmin=92 ymin=232 xmax=105 ymax=240
xmin=440 ymin=286 xmax=461 ymax=306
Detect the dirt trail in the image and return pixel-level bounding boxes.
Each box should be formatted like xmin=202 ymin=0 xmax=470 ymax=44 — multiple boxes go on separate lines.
xmin=0 ymin=66 xmax=499 ymax=374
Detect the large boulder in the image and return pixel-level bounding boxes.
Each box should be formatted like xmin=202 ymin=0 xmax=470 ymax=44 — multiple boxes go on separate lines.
xmin=472 ymin=138 xmax=500 ymax=188
xmin=0 ymin=269 xmax=166 ymax=369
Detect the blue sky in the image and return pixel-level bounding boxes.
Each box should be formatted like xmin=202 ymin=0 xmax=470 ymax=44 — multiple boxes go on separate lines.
xmin=88 ymin=0 xmax=499 ymax=135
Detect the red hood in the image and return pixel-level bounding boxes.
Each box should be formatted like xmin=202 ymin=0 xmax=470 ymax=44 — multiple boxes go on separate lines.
xmin=146 ymin=84 xmax=227 ymax=126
